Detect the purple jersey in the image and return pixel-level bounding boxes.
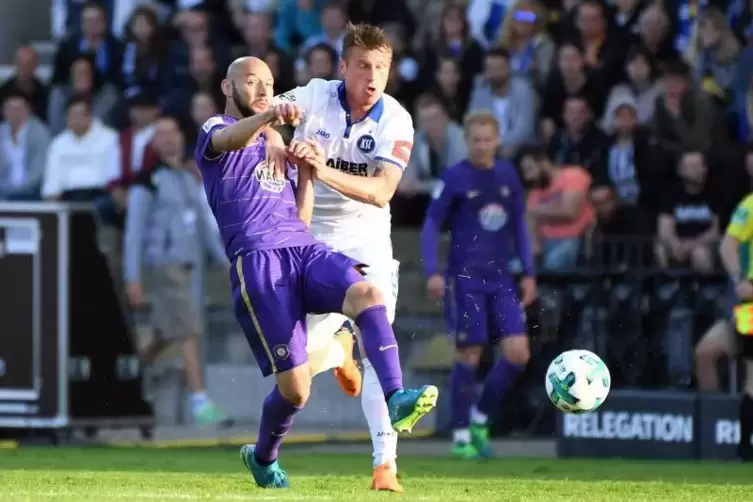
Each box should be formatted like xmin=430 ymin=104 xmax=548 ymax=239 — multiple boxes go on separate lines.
xmin=420 ymin=159 xmax=534 ymax=280
xmin=195 ymin=115 xmax=317 ymax=258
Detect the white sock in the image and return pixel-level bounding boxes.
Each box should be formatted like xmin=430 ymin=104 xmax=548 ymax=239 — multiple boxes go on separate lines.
xmin=470 ymin=405 xmax=488 ymax=425
xmin=453 ymin=428 xmax=471 ymax=444
xmin=361 ymin=358 xmax=398 ymax=469
xmin=190 ymin=392 xmax=209 ymax=413
xmin=308 ymin=338 xmax=346 ymax=377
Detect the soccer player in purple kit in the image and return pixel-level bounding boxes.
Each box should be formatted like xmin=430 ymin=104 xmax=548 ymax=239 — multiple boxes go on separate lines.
xmin=420 ymin=112 xmax=536 ymax=459
xmin=194 ymin=57 xmax=438 ymax=489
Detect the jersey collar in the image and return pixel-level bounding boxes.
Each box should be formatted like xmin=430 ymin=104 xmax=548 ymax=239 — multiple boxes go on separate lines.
xmin=337 ymin=81 xmax=384 ymax=123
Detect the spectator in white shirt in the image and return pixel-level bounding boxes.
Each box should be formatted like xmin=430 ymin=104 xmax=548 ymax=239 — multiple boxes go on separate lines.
xmin=42 ymin=94 xmax=120 ymax=202
xmin=0 ymin=92 xmax=51 ymax=201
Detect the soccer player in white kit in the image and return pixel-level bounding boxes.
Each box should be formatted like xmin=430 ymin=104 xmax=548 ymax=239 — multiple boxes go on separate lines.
xmin=273 ymin=23 xmax=413 ymax=492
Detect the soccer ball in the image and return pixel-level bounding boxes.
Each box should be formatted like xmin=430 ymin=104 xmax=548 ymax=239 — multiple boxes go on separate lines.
xmin=545 ymin=349 xmax=610 ymax=413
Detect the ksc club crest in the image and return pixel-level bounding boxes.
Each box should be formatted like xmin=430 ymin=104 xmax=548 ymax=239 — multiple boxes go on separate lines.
xmin=478 ymin=203 xmax=507 ymax=231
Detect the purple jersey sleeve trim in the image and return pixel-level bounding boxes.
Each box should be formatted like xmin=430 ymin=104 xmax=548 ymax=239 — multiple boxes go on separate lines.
xmin=199 ymin=124 xmax=227 ymax=162
xmin=374 ymin=156 xmax=405 ymax=171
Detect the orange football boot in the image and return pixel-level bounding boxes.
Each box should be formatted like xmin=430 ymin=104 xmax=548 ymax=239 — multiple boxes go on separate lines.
xmin=333 ymin=327 xmax=362 ymax=397
xmin=371 ymin=462 xmax=403 ymax=492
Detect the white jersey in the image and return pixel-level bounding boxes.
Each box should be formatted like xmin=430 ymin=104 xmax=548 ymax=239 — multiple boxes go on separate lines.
xmin=275 ymin=79 xmax=414 ymax=258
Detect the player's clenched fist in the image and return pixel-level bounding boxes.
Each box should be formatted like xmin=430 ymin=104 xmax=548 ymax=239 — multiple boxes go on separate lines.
xmin=287 ymin=138 xmax=325 ymax=165
xmin=272 ymin=102 xmax=303 ymax=126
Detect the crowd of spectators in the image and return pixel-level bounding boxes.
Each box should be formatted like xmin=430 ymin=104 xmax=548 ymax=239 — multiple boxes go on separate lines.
xmin=2 ymin=0 xmax=753 ymax=274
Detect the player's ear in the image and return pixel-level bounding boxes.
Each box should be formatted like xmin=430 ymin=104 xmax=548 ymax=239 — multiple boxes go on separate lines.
xmin=220 ymin=79 xmax=231 ymax=97
xmin=338 ymin=58 xmax=346 ymax=77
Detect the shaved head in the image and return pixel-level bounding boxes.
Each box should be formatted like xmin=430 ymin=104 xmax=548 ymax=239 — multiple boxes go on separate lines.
xmin=222 ymin=57 xmax=275 ymax=119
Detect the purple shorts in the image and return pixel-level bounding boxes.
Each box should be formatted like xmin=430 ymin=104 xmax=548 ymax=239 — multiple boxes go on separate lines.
xmin=446 ymin=275 xmax=526 ymax=347
xmin=229 ymin=244 xmax=364 ymax=376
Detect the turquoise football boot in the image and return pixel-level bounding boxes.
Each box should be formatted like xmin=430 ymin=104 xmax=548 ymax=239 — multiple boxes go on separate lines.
xmin=240 ymin=444 xmax=290 ymax=488
xmin=469 ymin=423 xmax=495 ymax=458
xmin=387 ymin=385 xmax=439 ymax=433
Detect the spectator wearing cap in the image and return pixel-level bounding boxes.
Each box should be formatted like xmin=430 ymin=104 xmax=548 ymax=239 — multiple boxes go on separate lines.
xmin=496 ymin=0 xmax=556 ymax=88
xmin=400 ymin=94 xmax=467 ymax=196
xmin=51 ymin=2 xmax=124 ymax=87
xmin=601 ymin=46 xmax=661 ymax=134
xmin=121 ymin=6 xmax=168 ymax=95
xmin=574 ymin=0 xmax=626 ymax=89
xmin=594 ymin=94 xmax=665 ymax=222
xmin=101 ymin=89 xmax=160 ymax=228
xmin=420 ymin=3 xmax=484 ymax=103
xmin=0 ymin=46 xmax=49 ymax=122
xmin=467 ymin=48 xmax=536 ymax=158
xmin=274 ymin=0 xmax=326 ymax=53
xmin=42 ymin=94 xmax=120 ymax=203
xmin=48 ymin=54 xmax=119 ymax=135
xmin=652 ymin=59 xmax=716 ymax=157
xmin=0 ymin=92 xmax=51 ymax=201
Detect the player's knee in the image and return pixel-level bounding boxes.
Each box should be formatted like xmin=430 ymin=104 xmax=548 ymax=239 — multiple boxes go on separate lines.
xmin=456 ymin=345 xmax=483 ymax=367
xmin=276 ymin=366 xmax=312 ymax=407
xmin=689 ymin=246 xmax=713 ymax=274
xmin=343 ymin=281 xmax=385 ymax=317
xmin=502 ymin=336 xmax=530 ymax=366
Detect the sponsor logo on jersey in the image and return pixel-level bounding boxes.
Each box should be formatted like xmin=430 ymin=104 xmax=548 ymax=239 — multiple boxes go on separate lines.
xmin=357 ymin=134 xmax=376 ymax=154
xmin=326 ymin=157 xmax=368 ymax=176
xmin=316 ymin=129 xmax=331 ymax=139
xmin=478 ymin=203 xmax=507 ymax=231
xmin=254 ymin=161 xmax=286 ymax=193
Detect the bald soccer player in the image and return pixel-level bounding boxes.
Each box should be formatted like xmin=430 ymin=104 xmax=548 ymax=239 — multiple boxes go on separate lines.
xmin=194 ymin=58 xmax=438 ymax=489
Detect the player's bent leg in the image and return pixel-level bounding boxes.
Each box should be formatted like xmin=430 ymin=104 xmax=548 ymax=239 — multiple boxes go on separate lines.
xmin=241 ymin=365 xmax=311 ymax=489
xmin=452 ymin=345 xmax=483 ymax=459
xmin=695 ymin=319 xmax=733 ymax=391
xmin=342 ymin=281 xmax=438 ymax=433
xmin=306 ymin=314 xmax=362 ymax=396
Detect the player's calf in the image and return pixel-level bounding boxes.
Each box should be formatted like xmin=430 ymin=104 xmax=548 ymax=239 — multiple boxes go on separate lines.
xmin=341 ymin=281 xmax=438 ymax=432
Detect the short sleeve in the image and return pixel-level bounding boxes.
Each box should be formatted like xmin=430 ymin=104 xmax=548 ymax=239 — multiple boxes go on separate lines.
xmin=273 ymin=78 xmax=328 ymax=119
xmin=374 ymin=110 xmax=415 ymax=170
xmin=727 ymin=197 xmax=753 ymax=241
xmin=196 ymin=116 xmax=229 ymax=162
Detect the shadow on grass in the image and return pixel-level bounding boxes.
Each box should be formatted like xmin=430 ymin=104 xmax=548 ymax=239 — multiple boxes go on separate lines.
xmin=0 ymin=447 xmax=752 ymax=486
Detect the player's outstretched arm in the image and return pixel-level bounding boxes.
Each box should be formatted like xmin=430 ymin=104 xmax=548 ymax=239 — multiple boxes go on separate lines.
xmin=209 ymin=104 xmax=302 ymax=153
xmin=312 ymin=159 xmax=402 ymax=208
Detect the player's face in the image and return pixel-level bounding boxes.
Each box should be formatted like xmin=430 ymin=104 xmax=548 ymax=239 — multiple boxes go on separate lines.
xmin=340 ymin=47 xmax=391 ymax=108
xmin=466 ymin=123 xmax=500 ymax=164
xmin=229 ymin=69 xmax=274 ymax=118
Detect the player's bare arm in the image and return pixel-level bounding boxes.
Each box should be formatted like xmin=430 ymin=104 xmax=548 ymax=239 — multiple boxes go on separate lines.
xmin=287 ymin=140 xmax=322 ymax=226
xmin=312 ymin=159 xmax=402 ymax=208
xmin=209 ymin=103 xmax=302 ymax=153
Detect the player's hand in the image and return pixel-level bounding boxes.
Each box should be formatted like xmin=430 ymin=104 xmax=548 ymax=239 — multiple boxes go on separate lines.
xmin=519 ymin=276 xmax=537 ymax=307
xmin=287 ymin=138 xmax=325 ymax=165
xmin=264 ymin=129 xmax=288 ymax=180
xmin=272 ymin=102 xmax=303 ymax=127
xmin=736 ymin=280 xmax=753 ymax=301
xmin=127 ymin=281 xmax=146 ymax=307
xmin=427 ymin=274 xmax=446 ymax=300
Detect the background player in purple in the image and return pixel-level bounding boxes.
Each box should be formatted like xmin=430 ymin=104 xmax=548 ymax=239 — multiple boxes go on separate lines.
xmin=194 ymin=57 xmax=438 ymax=489
xmin=420 ymin=111 xmax=536 ymax=459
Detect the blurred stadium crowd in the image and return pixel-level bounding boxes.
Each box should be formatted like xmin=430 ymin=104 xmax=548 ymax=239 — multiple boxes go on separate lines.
xmin=1 ymin=0 xmax=753 ymax=428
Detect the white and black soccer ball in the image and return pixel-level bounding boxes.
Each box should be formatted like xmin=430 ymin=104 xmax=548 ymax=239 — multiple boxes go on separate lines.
xmin=545 ymin=349 xmax=611 ymax=413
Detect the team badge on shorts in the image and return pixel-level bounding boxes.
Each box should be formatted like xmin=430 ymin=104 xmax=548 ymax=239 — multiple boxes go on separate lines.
xmin=357 ymin=135 xmax=376 ymax=153
xmin=273 ymin=344 xmax=290 ymax=360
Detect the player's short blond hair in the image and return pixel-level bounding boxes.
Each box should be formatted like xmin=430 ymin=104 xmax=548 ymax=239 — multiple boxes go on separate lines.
xmin=464 ymin=111 xmax=501 ymax=136
xmin=343 ymin=22 xmax=392 ymax=58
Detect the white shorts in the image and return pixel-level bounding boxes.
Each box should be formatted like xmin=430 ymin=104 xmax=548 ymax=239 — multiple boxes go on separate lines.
xmin=306 ymin=253 xmax=399 ymax=354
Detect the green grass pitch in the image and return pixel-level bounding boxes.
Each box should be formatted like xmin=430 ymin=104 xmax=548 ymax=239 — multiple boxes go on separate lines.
xmin=1 ymin=446 xmax=752 ymax=501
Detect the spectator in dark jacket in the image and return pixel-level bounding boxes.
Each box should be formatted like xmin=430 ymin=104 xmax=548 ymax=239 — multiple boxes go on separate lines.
xmin=0 ymin=46 xmax=49 ymax=122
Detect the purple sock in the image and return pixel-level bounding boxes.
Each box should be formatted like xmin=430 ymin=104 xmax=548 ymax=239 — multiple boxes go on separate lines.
xmin=255 ymin=386 xmax=303 ymax=464
xmin=450 ymin=362 xmax=476 ymax=430
xmin=476 ymin=358 xmax=524 ymax=419
xmin=355 ymin=305 xmax=403 ymax=398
